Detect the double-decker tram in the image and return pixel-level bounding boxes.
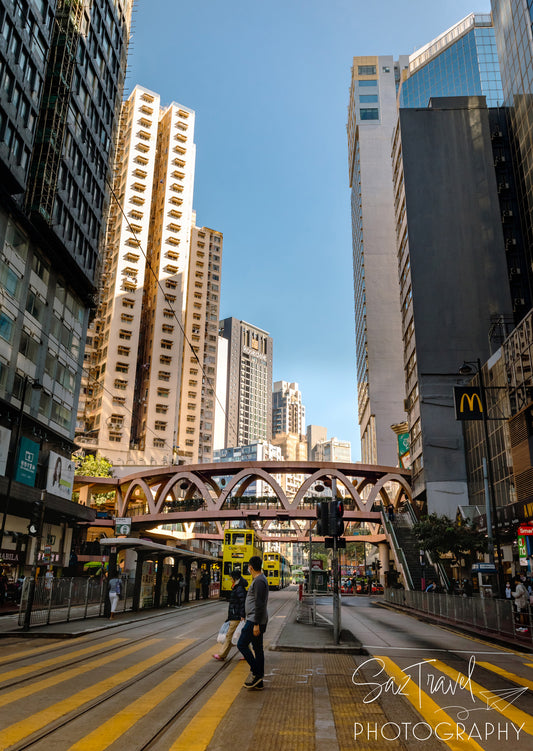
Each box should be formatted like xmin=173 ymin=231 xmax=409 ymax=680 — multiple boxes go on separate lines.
xmin=263 ymin=551 xmax=291 ymax=590
xmin=221 ymin=528 xmax=263 ymax=598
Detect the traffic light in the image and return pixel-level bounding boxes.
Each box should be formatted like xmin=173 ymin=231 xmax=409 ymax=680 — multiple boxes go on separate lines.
xmin=316 ymin=501 xmax=330 ymax=537
xmin=329 ymin=500 xmax=344 ymax=537
xmin=28 ymin=501 xmax=43 ymax=537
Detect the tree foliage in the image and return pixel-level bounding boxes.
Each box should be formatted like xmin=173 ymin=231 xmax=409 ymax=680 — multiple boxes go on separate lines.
xmin=411 ymin=513 xmax=487 ymax=565
xmin=73 ymin=454 xmax=113 ymax=478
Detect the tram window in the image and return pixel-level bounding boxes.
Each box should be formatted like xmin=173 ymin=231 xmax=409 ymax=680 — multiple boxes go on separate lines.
xmin=233 ymin=533 xmax=245 ymax=545
xmin=224 ymin=533 xmax=231 ymax=544
xmin=246 ymin=534 xmax=252 ymax=545
xmin=223 ymin=562 xmax=234 ymax=575
xmin=242 ymin=563 xmax=250 ymax=575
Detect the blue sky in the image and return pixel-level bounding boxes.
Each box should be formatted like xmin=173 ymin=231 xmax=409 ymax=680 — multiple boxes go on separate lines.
xmin=128 ymin=1 xmax=491 ymax=460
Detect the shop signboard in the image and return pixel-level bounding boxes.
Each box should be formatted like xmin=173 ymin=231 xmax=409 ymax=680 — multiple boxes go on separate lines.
xmin=115 ymin=518 xmax=131 ymax=536
xmin=14 ymin=437 xmax=39 ymax=486
xmin=517 ymin=525 xmax=533 ymax=535
xmin=46 ymin=451 xmax=75 ymax=500
xmin=518 ymin=535 xmax=528 ymax=565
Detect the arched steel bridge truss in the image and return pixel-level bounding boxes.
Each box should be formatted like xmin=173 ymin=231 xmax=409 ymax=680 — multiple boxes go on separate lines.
xmin=76 ymin=461 xmax=412 ymax=544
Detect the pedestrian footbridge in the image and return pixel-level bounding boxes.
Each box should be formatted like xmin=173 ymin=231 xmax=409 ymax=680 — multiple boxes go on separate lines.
xmin=75 ymin=460 xmax=412 ymax=543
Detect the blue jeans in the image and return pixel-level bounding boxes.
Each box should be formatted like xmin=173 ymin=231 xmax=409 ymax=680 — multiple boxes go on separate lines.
xmin=237 ymin=620 xmax=266 ymax=678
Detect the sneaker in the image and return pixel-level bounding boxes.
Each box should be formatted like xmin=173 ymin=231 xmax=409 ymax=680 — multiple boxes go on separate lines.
xmin=244 ymin=674 xmax=263 ymax=688
xmin=251 ymin=680 xmax=264 ymax=690
xmin=212 ymin=654 xmax=224 ymax=661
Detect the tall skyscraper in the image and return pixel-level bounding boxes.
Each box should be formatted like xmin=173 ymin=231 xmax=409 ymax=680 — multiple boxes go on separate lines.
xmin=392 ymin=96 xmax=513 ymax=514
xmin=0 ymin=0 xmax=131 ymax=447
xmin=177 ymin=220 xmax=223 ymax=463
xmin=491 ymin=0 xmax=533 ymax=306
xmin=216 ymin=318 xmax=273 ymax=448
xmin=272 ymin=381 xmax=305 ymax=438
xmin=347 ymin=54 xmax=409 ymax=466
xmin=348 ymin=13 xmax=505 ymax=469
xmin=78 ymin=85 xmax=221 ymax=466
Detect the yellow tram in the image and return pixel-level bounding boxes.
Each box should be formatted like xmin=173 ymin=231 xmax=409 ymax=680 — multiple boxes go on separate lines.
xmin=263 ymin=551 xmax=291 ymax=590
xmin=221 ymin=528 xmax=263 ymax=598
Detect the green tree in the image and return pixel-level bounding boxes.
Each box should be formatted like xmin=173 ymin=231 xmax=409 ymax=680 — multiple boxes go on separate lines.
xmin=411 ymin=513 xmax=487 ymax=576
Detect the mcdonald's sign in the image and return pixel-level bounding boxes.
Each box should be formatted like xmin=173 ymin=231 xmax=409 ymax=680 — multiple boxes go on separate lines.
xmin=454 ymin=386 xmax=484 ymax=421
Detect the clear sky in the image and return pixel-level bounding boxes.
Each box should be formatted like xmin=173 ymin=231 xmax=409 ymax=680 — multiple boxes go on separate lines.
xmin=128 ymin=0 xmax=491 ymax=460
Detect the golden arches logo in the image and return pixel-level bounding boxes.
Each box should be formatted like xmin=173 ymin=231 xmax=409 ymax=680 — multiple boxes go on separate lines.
xmin=459 ymin=392 xmax=483 ymax=413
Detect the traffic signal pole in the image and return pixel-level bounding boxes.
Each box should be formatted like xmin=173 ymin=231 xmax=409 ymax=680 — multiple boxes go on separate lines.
xmin=332 ymin=478 xmax=341 ymax=644
xmin=23 ymin=491 xmax=45 ymax=631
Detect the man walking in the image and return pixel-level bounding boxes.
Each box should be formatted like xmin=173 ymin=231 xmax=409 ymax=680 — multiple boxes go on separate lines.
xmin=238 ymin=555 xmax=269 ymax=690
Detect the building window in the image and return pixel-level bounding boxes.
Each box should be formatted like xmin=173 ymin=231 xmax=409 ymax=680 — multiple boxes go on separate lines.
xmin=359 ymin=94 xmax=378 ymax=103
xmin=114 ymin=379 xmax=128 ymax=390
xmin=156 ymin=404 xmax=168 ymax=414
xmin=358 ymin=65 xmax=376 ymax=75
xmin=122 ymin=298 xmax=135 ymax=308
xmin=116 ymin=362 xmax=129 ymax=373
xmin=153 ymin=438 xmax=165 ymax=447
xmin=157 ymin=388 xmax=169 ymax=397
xmin=0 ymin=312 xmax=14 ymax=343
xmin=154 ymin=421 xmax=167 ymax=431
xmin=360 ymin=108 xmax=379 ymax=121
xmin=119 ymin=329 xmax=132 ymax=339
xmin=158 ymin=371 xmax=170 ymax=381
xmin=359 ymin=79 xmax=377 ymax=87
xmin=161 ymin=339 xmax=173 ymax=350
xmin=117 ymin=346 xmax=130 ymax=356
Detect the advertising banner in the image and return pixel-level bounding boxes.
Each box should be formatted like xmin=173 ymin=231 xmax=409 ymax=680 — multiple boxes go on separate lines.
xmin=115 ymin=517 xmax=132 ymax=536
xmin=0 ymin=426 xmax=11 ymax=476
xmin=14 ymin=437 xmax=39 ymax=487
xmin=46 ymin=451 xmax=75 ymax=500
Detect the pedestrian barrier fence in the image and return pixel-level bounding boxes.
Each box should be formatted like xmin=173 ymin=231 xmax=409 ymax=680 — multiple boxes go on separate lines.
xmin=18 ymin=577 xmax=133 ymax=628
xmin=385 ymin=588 xmax=532 ymax=644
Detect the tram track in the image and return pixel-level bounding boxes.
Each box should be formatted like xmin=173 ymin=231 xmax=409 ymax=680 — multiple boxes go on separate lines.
xmin=3 ymin=594 xmax=292 ymax=751
xmin=0 ymin=601 xmax=224 ymax=691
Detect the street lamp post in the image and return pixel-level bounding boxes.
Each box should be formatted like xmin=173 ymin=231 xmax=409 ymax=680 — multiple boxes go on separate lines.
xmin=459 ymin=359 xmax=505 ymax=597
xmin=0 ymin=376 xmax=43 ymax=553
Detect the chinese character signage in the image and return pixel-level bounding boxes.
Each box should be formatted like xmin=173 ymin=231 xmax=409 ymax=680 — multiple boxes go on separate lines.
xmin=14 ymin=437 xmax=39 ymax=486
xmin=115 ymin=517 xmax=132 ymax=536
xmin=46 ymin=451 xmax=75 ymax=500
xmin=0 ymin=426 xmax=11 ymax=476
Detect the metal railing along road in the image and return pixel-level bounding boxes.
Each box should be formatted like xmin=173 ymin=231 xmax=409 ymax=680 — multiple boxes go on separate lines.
xmin=18 ymin=577 xmax=133 ymax=628
xmin=385 ymin=588 xmax=531 ymax=644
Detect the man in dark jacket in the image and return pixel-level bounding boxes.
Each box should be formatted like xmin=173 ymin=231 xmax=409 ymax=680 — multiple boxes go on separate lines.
xmin=213 ymin=569 xmax=247 ymax=661
xmin=238 ymin=555 xmax=269 ymax=690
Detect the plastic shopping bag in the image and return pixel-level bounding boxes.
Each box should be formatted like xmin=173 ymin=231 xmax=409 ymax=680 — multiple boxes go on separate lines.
xmin=231 ymin=620 xmax=244 ymax=645
xmin=217 ymin=621 xmax=230 ymax=644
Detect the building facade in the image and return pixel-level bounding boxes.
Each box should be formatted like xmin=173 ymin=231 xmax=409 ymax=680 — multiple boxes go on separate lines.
xmin=347 ymin=54 xmax=409 ymax=466
xmin=0 ymin=0 xmax=132 ymax=569
xmin=213 ymin=441 xmax=282 ymax=497
xmin=78 ymin=85 xmax=222 ymax=467
xmin=392 ymin=96 xmax=513 ymax=515
xmin=217 ymin=318 xmax=273 ymax=449
xmin=176 ymin=220 xmax=222 ymax=463
xmin=312 ymin=437 xmax=351 ymax=464
xmin=491 ymin=0 xmax=533 ymax=305
xmin=272 ymin=381 xmax=305 ymax=438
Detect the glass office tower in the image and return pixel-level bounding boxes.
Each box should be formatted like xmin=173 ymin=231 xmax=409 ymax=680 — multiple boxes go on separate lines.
xmin=400 ymin=14 xmax=503 ymax=108
xmin=491 ymin=0 xmax=533 ymax=304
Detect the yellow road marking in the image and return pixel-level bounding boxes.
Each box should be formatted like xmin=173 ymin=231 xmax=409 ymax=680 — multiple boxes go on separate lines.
xmin=0 ymin=637 xmax=89 ymax=666
xmin=376 ymin=656 xmax=485 ymax=751
xmin=435 ymin=624 xmax=526 ymax=656
xmin=478 ymin=661 xmax=533 ymax=691
xmin=525 ymin=663 xmax=533 ymax=669
xmin=431 ymin=659 xmax=533 ymax=734
xmin=0 ymin=639 xmax=193 ymax=750
xmin=0 ymin=639 xmax=160 ymax=710
xmin=169 ymin=660 xmax=249 ymax=751
xmin=67 ymin=647 xmax=216 ymax=750
xmin=0 ymin=638 xmax=126 ymax=682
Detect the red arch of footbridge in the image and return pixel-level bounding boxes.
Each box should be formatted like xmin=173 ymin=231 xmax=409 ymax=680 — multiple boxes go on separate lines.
xmin=98 ymin=461 xmax=412 ymax=522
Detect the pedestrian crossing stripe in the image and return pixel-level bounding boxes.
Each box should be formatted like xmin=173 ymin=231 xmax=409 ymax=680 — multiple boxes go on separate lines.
xmin=66 ymin=647 xmax=216 ymax=751
xmin=430 ymin=660 xmax=533 ymax=734
xmin=0 ymin=638 xmax=126 ymax=683
xmin=0 ymin=639 xmax=193 ymax=750
xmin=0 ymin=639 xmax=161 ymax=711
xmin=0 ymin=637 xmax=90 ymax=666
xmin=478 ymin=661 xmax=533 ymax=691
xmin=169 ymin=660 xmax=249 ymax=751
xmin=375 ymin=656 xmax=485 ymax=751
